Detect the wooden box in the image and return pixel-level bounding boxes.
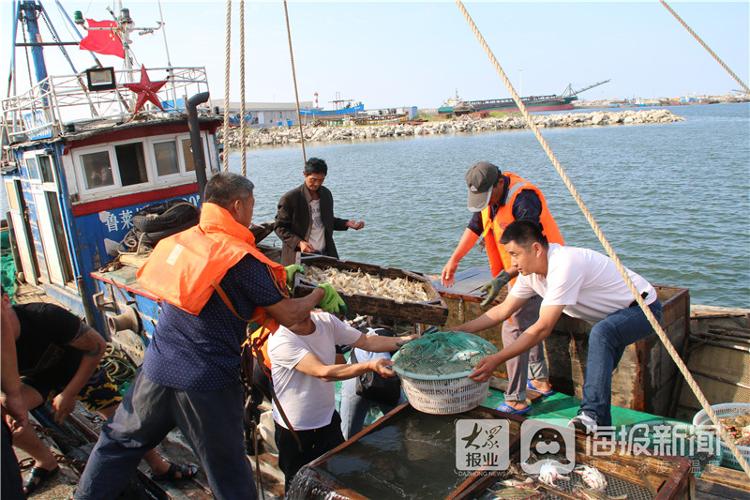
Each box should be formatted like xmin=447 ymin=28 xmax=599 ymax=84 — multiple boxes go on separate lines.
xmin=294 ymin=256 xmax=448 ymax=325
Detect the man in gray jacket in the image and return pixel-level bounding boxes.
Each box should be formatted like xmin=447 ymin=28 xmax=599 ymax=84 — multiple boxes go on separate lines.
xmin=275 ymin=158 xmax=364 ymax=265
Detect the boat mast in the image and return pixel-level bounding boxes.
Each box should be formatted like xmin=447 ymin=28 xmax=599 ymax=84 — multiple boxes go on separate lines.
xmin=155 ymin=0 xmax=178 ymax=107
xmin=18 ymin=1 xmax=50 ymax=97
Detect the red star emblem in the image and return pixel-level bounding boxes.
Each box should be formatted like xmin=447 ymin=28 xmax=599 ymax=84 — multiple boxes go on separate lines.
xmin=123 ymin=66 xmax=167 ymax=114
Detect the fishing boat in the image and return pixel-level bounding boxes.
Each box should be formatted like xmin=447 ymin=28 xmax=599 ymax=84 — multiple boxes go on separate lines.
xmin=3 ymin=1 xmax=749 ymax=497
xmin=1 ymin=1 xmax=220 ymax=335
xmin=300 ymin=98 xmax=365 ymax=120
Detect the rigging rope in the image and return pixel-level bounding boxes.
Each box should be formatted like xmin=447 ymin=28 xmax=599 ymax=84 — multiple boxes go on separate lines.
xmin=282 ymin=0 xmax=307 ymax=164
xmin=222 ymin=0 xmax=232 ymax=172
xmin=239 ymin=0 xmax=247 ymax=177
xmin=660 ymin=0 xmax=749 ymax=94
xmin=454 ymin=0 xmax=750 ymax=478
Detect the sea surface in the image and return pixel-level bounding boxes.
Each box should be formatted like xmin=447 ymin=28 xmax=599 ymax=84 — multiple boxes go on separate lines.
xmin=233 ymin=103 xmax=750 ymax=308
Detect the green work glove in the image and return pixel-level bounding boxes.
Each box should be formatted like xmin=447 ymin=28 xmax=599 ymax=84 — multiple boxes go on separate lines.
xmin=480 ymin=270 xmax=512 ymax=307
xmin=317 ymin=283 xmax=348 ymax=316
xmin=285 ymin=264 xmax=305 ymax=290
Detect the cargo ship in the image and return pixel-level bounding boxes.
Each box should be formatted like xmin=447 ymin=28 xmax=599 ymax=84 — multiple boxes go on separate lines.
xmin=439 ymin=79 xmax=610 ymax=115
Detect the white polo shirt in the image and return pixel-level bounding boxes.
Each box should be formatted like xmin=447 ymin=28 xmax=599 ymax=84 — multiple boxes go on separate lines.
xmin=268 ymin=312 xmax=362 ymax=430
xmin=509 ymin=244 xmax=656 ymax=323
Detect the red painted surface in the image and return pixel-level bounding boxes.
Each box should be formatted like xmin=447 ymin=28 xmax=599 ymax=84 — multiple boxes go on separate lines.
xmin=65 ymin=121 xmax=220 ymax=151
xmin=90 ymin=271 xmax=161 ymax=302
xmin=71 ymin=182 xmax=198 ymax=216
xmin=478 ymin=103 xmax=575 ymax=114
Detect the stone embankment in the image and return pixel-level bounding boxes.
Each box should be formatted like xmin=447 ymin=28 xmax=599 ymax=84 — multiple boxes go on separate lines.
xmin=220 ymin=109 xmax=684 ymax=149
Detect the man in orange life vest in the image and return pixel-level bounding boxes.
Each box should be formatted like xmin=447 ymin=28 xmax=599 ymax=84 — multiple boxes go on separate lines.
xmin=441 ymin=161 xmax=564 ymax=415
xmin=76 ymin=173 xmax=346 ymax=500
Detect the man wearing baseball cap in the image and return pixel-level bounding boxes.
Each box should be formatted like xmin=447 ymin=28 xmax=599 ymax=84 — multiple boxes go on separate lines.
xmin=440 ymin=161 xmax=564 ymax=414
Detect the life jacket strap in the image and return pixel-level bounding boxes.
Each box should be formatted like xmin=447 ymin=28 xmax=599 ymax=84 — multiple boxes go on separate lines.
xmin=214 ymin=282 xmax=303 ymax=451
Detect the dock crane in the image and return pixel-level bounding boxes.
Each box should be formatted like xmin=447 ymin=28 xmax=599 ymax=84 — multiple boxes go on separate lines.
xmin=561 ymin=79 xmax=611 ymax=97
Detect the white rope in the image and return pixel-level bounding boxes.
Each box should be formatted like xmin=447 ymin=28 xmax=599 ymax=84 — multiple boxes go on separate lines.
xmin=221 ymin=0 xmax=232 ymax=172
xmin=660 ymin=0 xmax=749 ymax=94
xmin=239 ymin=0 xmax=247 ymax=177
xmin=454 ymin=0 xmax=750 ymax=478
xmin=282 ymin=0 xmax=307 ymax=164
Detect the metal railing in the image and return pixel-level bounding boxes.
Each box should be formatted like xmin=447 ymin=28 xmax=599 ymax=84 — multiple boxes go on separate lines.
xmin=1 ymin=66 xmax=211 ymax=143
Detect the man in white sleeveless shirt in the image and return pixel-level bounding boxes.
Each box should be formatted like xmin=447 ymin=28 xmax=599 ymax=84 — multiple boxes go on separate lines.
xmin=457 ymin=220 xmax=662 ymax=432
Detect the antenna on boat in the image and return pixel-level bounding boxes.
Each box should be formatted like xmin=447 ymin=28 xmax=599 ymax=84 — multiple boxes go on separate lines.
xmin=155 ymin=0 xmax=178 ymax=109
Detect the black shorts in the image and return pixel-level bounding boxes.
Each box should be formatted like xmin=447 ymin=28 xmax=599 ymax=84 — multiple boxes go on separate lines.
xmin=22 ymin=355 xmax=123 ymax=413
xmin=275 ymin=411 xmax=344 ymax=489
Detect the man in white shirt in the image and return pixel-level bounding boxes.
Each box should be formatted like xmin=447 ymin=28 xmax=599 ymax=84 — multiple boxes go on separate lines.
xmin=268 ymin=311 xmax=416 ymax=489
xmin=456 ymin=220 xmax=662 ymax=433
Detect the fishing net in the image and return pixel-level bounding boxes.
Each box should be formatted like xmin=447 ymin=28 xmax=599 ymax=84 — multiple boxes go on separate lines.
xmin=392 ymin=331 xmax=498 ymax=381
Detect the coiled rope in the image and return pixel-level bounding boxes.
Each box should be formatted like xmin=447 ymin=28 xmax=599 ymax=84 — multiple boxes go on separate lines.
xmin=660 ymin=0 xmax=749 ymax=94
xmin=221 ymin=0 xmax=232 ymax=172
xmin=282 ymin=0 xmax=307 ymax=164
xmin=239 ymin=0 xmax=247 ymax=177
xmin=454 ymin=0 xmax=750 ymax=478
xmin=101 ymin=344 xmax=136 ymax=385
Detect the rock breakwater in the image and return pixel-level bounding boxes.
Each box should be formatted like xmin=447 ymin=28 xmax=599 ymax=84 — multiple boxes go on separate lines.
xmin=220 ymin=109 xmax=684 ymax=149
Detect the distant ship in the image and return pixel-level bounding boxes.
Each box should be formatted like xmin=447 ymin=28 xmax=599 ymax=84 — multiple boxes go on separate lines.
xmin=300 ymin=95 xmax=364 ymax=119
xmin=439 ymin=80 xmax=610 ymax=115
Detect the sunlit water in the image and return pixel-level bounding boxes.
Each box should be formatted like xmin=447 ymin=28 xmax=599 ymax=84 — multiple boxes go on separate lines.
xmin=234 ymin=103 xmax=750 ymax=308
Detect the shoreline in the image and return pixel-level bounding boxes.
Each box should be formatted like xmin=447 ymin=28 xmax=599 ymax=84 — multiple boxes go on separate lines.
xmin=219 ymin=109 xmax=684 ymax=149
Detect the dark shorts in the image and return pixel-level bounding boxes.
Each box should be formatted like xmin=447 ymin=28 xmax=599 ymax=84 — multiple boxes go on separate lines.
xmin=22 ymin=354 xmax=124 ymax=413
xmin=275 ymin=411 xmax=344 ymax=490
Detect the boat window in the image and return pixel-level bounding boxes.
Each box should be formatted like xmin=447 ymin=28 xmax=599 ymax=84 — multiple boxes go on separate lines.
xmin=114 ymin=142 xmax=149 ymax=186
xmin=81 ymin=151 xmax=115 ymax=189
xmin=25 ymin=157 xmax=41 ymax=181
xmin=37 ymin=155 xmax=55 ymax=183
xmin=181 ymin=138 xmax=196 ymax=172
xmin=153 ymin=140 xmax=180 ymax=176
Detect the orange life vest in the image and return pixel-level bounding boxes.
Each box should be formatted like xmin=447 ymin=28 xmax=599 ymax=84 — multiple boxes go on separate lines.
xmin=480 ymin=172 xmax=564 ymax=277
xmin=136 ymin=202 xmax=288 ymax=366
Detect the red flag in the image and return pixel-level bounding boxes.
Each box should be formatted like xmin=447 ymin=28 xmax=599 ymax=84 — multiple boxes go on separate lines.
xmin=79 ymin=19 xmax=125 ymax=59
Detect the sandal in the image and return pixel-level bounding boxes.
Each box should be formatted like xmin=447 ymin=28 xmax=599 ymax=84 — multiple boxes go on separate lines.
xmin=496 ymin=403 xmax=531 ymax=415
xmin=527 ymin=380 xmax=556 ymax=397
xmin=151 ymin=462 xmax=199 ymax=482
xmin=23 ymin=465 xmax=60 ymax=496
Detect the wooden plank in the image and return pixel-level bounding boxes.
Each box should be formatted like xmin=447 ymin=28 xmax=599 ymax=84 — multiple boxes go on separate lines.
xmin=691 ymin=304 xmax=750 ymax=320
xmin=698 ymin=464 xmax=750 ymax=497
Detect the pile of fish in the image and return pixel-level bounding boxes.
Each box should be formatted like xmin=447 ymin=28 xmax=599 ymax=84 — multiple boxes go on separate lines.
xmin=304 ymin=266 xmax=430 ymax=303
xmin=719 ymin=412 xmax=750 ymax=446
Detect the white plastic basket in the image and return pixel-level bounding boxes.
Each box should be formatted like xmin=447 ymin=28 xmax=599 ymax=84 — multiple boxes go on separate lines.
xmin=399 ymin=374 xmax=490 ymax=415
xmin=692 ymin=402 xmax=750 ymax=470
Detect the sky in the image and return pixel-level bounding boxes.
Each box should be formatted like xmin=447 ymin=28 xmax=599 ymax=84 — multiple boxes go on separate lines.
xmin=1 ymin=1 xmax=748 ymax=109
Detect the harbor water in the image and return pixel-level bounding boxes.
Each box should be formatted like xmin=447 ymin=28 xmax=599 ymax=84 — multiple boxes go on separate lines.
xmin=234 ymin=103 xmax=750 ymax=308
